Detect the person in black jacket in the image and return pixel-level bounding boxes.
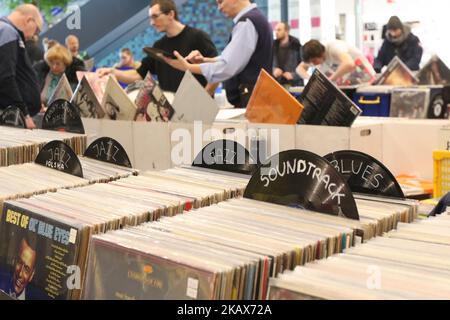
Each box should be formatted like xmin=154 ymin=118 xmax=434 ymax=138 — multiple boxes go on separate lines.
xmin=374 ymin=16 xmax=423 ymax=72
xmin=272 ymin=22 xmax=303 ymax=87
xmin=34 ymin=44 xmax=85 ymax=107
xmin=0 ymin=4 xmax=43 ymax=129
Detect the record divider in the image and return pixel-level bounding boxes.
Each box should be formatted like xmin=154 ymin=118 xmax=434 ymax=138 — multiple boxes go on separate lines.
xmin=41 ymin=99 xmax=85 ymax=134
xmin=33 ymin=137 xmax=135 ymax=179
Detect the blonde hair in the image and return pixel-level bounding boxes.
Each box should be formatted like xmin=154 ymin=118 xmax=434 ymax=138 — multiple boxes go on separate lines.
xmin=45 ymin=44 xmax=73 ymax=66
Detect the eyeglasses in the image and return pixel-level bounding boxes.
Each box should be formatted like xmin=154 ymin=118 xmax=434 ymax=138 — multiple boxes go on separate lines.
xmin=149 ymin=12 xmax=166 ymax=20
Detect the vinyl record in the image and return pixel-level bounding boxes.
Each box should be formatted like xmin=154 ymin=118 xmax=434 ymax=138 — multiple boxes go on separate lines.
xmin=0 ymin=106 xmax=26 ymax=128
xmin=84 ymin=137 xmax=132 ymax=168
xmin=244 ymin=150 xmax=359 ymax=220
xmin=42 ymin=99 xmax=85 ymax=134
xmin=35 ymin=140 xmax=84 ymax=178
xmin=192 ymin=140 xmax=258 ymax=175
xmin=427 ymin=93 xmax=447 ymax=119
xmin=324 ymin=150 xmax=405 ymax=199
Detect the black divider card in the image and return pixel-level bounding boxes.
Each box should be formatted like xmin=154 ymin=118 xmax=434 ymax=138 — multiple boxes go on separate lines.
xmin=244 ymin=150 xmax=359 ymax=220
xmin=84 ymin=138 xmax=132 ymax=168
xmin=192 ymin=140 xmax=258 ymax=175
xmin=42 ymin=99 xmax=85 ymax=134
xmin=35 ymin=141 xmax=84 ymax=178
xmin=325 ymin=150 xmax=405 ymax=199
xmin=0 ymin=201 xmax=84 ymax=300
xmin=0 ymin=106 xmax=26 ymax=129
xmin=298 ymin=69 xmax=362 ymax=127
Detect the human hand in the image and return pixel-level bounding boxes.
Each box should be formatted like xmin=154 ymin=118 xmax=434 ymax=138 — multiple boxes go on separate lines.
xmin=283 ymin=72 xmax=294 ymax=81
xmin=273 ymin=68 xmax=283 ymax=78
xmin=97 ymin=68 xmax=113 ymax=78
xmin=186 ymin=50 xmax=205 ymax=64
xmin=25 ymin=116 xmax=36 ymax=129
xmin=163 ymin=51 xmax=191 ymax=72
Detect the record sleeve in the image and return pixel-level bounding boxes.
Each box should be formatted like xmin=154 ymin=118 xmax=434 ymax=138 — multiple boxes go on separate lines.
xmin=298 ymin=69 xmax=362 ymax=127
xmin=143 ymin=47 xmax=177 ymax=64
xmin=172 ymin=71 xmax=219 ymax=124
xmin=47 ymin=74 xmax=74 ymax=107
xmin=0 ymin=201 xmax=85 ymax=300
xmin=417 ymin=55 xmax=450 ymax=85
xmin=101 ymin=77 xmax=138 ymax=121
xmin=373 ymin=56 xmax=419 ymax=86
xmin=71 ymin=76 xmax=105 ymax=119
xmin=134 ymin=73 xmax=174 ymax=122
xmin=245 ymin=69 xmax=304 ymax=124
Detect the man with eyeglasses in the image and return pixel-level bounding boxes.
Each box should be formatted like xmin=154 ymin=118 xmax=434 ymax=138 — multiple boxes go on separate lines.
xmin=164 ymin=0 xmax=273 ymax=108
xmin=0 ymin=4 xmax=43 ymax=129
xmin=98 ymin=0 xmax=217 ymax=94
xmin=374 ymin=16 xmax=423 ymax=73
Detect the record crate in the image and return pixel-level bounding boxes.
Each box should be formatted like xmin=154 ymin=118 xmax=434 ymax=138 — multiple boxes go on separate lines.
xmin=433 ymin=150 xmax=450 ymax=198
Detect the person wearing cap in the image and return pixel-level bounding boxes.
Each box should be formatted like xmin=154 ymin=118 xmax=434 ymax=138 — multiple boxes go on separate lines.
xmin=374 ymin=16 xmax=423 ymax=72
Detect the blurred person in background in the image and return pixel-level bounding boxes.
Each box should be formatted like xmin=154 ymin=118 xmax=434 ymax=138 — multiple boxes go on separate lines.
xmin=296 ymin=39 xmax=376 ymax=85
xmin=374 ymin=16 xmax=423 ymax=72
xmin=66 ymin=34 xmax=90 ymax=61
xmin=272 ymin=22 xmax=303 ymax=88
xmin=163 ymin=0 xmax=273 ymax=108
xmin=34 ymin=44 xmax=85 ymax=106
xmin=114 ymin=48 xmax=141 ymax=70
xmin=98 ymin=0 xmax=217 ymax=94
xmin=114 ymin=48 xmax=141 ymax=88
xmin=0 ymin=4 xmax=44 ymax=129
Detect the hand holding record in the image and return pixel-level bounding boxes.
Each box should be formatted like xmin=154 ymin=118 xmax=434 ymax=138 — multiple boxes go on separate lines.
xmin=143 ymin=47 xmax=177 ymax=64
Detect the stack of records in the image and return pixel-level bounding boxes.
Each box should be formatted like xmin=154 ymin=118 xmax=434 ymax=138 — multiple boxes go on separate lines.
xmin=137 ymin=167 xmax=249 ymax=206
xmin=354 ymin=194 xmax=418 ymax=238
xmin=82 ymin=196 xmax=417 ymax=300
xmin=268 ymin=213 xmax=450 ymax=300
xmin=0 ymin=168 xmax=249 ymax=300
xmin=0 ymin=159 xmax=137 ymax=212
xmin=0 ymin=127 xmax=86 ymax=167
xmin=78 ymin=157 xmax=138 ymax=182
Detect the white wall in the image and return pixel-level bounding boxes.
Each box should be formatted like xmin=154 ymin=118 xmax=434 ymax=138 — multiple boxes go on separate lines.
xmin=361 ymin=0 xmax=450 ymax=66
xmin=335 ymin=0 xmax=357 ymax=47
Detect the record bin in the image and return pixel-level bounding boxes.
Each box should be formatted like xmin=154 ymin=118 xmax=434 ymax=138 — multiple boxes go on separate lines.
xmin=353 ymin=86 xmax=392 ymax=117
xmin=433 ymin=150 xmax=450 ymax=198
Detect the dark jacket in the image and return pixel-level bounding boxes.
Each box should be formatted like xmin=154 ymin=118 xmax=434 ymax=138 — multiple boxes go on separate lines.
xmin=34 ymin=57 xmax=86 ymax=92
xmin=224 ymin=8 xmax=273 ymax=108
xmin=374 ymin=25 xmax=423 ymax=72
xmin=25 ymin=39 xmax=44 ymax=66
xmin=0 ymin=17 xmax=41 ymax=116
xmin=273 ymin=35 xmax=303 ymax=86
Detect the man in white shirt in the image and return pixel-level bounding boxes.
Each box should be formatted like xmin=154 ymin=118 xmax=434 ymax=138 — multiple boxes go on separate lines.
xmin=297 ymin=39 xmax=376 ymax=85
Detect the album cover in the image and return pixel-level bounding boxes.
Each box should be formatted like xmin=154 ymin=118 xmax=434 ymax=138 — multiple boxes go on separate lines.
xmin=47 ymin=74 xmax=74 ymax=107
xmin=101 ymin=77 xmax=138 ymax=121
xmin=373 ymin=56 xmax=419 ymax=86
xmin=134 ymin=73 xmax=174 ymax=122
xmin=298 ymin=69 xmax=362 ymax=127
xmin=417 ymin=55 xmax=450 ymax=85
xmin=172 ymin=71 xmax=219 ymax=124
xmin=246 ymin=69 xmax=304 ymax=124
xmin=0 ymin=202 xmax=84 ymax=300
xmin=71 ymin=77 xmax=105 ymax=119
